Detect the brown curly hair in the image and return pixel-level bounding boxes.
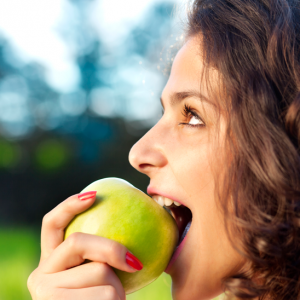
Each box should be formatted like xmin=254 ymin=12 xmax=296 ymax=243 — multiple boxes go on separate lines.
xmin=187 ymin=0 xmax=300 ymax=299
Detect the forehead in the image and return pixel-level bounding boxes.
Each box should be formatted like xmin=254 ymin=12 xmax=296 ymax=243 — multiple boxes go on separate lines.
xmin=162 ymin=37 xmax=220 ymax=102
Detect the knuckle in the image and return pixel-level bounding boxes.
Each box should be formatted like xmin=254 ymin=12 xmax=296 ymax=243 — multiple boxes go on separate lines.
xmin=27 ymin=270 xmax=47 ymax=299
xmin=42 ymin=207 xmax=63 ymax=229
xmin=106 ymin=240 xmax=125 ymax=265
xmin=107 ymin=240 xmax=122 ymax=256
xmin=91 ymin=262 xmax=108 ymax=278
xmin=42 ymin=212 xmax=53 ymax=227
xmin=35 ymin=282 xmax=45 ymax=299
xmin=66 ymin=232 xmax=83 ymax=249
xmin=27 ymin=270 xmax=36 ymax=292
xmin=103 ymin=285 xmax=119 ymax=300
xmin=41 ymin=197 xmax=74 ymax=230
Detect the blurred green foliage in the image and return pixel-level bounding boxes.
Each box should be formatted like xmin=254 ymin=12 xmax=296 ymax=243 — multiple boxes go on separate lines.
xmin=0 ymin=227 xmax=39 ymax=300
xmin=0 ymin=140 xmax=21 ymax=169
xmin=35 ymin=139 xmax=69 ymax=171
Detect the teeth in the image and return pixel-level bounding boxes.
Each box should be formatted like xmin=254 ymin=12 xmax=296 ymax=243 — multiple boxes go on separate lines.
xmin=152 ymin=195 xmax=182 ymax=207
xmin=164 ymin=198 xmax=173 ymax=206
xmin=156 ymin=196 xmax=164 ymax=207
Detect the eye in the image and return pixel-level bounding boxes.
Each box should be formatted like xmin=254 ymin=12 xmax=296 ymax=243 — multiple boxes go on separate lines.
xmin=189 ymin=115 xmax=203 ymax=125
xmin=179 ymin=104 xmax=205 ymax=128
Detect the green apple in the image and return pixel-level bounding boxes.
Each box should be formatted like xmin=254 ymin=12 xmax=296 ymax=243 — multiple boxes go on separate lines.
xmin=64 ymin=177 xmax=179 ymax=294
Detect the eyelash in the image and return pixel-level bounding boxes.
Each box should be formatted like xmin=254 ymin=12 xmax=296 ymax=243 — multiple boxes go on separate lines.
xmin=179 ymin=104 xmax=205 ymax=128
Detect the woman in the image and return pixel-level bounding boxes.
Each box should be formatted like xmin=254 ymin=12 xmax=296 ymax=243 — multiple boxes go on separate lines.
xmin=27 ymin=0 xmax=300 ymax=299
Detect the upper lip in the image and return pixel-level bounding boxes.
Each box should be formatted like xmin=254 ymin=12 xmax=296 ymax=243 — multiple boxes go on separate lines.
xmin=147 ymin=186 xmax=186 ymax=207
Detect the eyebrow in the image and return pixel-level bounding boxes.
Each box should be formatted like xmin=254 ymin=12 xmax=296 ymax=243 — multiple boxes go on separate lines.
xmin=160 ymin=90 xmax=215 ymax=109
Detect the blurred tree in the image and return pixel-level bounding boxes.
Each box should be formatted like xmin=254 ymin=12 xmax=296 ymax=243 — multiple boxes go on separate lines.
xmin=128 ymin=2 xmax=175 ymax=58
xmin=0 ymin=0 xmax=177 ymax=226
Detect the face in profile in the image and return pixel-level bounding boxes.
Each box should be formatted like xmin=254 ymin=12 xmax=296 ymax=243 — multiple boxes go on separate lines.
xmin=129 ymin=36 xmax=246 ymax=300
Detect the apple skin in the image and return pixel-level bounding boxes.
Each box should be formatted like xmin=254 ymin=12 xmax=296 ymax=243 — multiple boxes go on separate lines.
xmin=64 ymin=177 xmax=179 ymax=294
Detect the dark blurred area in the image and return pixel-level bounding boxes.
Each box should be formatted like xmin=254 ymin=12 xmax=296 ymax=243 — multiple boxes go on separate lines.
xmin=0 ymin=0 xmax=181 ymax=227
xmin=0 ymin=120 xmax=150 ymax=226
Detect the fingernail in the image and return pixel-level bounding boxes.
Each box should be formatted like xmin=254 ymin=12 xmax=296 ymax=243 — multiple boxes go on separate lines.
xmin=126 ymin=252 xmax=143 ymax=271
xmin=78 ymin=191 xmax=97 ymax=201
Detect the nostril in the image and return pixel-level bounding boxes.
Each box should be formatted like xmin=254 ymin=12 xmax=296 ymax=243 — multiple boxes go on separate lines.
xmin=139 ymin=163 xmax=153 ymax=170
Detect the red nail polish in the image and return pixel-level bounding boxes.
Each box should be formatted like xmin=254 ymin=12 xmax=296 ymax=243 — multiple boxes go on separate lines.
xmin=78 ymin=191 xmax=97 ymax=201
xmin=126 ymin=252 xmax=143 ymax=271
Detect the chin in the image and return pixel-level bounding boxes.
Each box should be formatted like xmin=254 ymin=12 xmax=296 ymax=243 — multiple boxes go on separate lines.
xmin=167 ymin=261 xmax=225 ymax=300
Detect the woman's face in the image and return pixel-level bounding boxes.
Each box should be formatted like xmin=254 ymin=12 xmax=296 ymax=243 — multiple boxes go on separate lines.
xmin=129 ymin=37 xmax=246 ymax=300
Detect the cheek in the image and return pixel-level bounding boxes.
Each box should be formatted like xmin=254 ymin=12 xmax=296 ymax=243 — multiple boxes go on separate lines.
xmin=169 ymin=134 xmax=215 ymax=199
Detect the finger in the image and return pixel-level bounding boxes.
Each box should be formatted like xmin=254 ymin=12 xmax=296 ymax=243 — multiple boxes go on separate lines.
xmin=50 ymin=262 xmax=125 ymax=299
xmin=41 ymin=232 xmax=142 ymax=274
xmin=40 ymin=191 xmax=97 ymax=262
xmin=56 ymin=286 xmax=121 ymax=300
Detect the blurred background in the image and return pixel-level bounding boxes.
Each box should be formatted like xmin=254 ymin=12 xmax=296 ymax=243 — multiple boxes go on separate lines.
xmin=0 ymin=0 xmax=224 ymax=299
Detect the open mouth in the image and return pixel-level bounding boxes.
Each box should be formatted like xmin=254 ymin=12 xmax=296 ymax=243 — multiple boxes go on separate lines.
xmin=151 ymin=195 xmax=193 ymax=247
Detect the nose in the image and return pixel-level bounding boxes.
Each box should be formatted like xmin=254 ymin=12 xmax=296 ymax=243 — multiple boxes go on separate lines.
xmin=129 ymin=122 xmax=168 ymax=176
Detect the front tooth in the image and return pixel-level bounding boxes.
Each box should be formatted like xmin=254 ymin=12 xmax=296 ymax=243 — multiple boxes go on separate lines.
xmin=164 ymin=198 xmax=173 ymax=206
xmin=156 ymin=196 xmax=164 ymax=207
xmin=174 ymin=201 xmax=181 ymax=206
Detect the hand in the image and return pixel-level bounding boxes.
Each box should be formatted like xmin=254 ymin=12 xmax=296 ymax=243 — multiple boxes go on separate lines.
xmin=27 ymin=192 xmax=141 ymax=300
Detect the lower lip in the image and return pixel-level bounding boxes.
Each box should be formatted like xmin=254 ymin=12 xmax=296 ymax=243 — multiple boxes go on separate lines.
xmin=164 ymin=233 xmax=188 ymax=273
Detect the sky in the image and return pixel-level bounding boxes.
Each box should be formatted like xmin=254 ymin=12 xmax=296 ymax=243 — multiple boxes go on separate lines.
xmin=0 ymin=0 xmax=187 ymax=139
xmin=0 ymin=0 xmax=183 ymax=93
